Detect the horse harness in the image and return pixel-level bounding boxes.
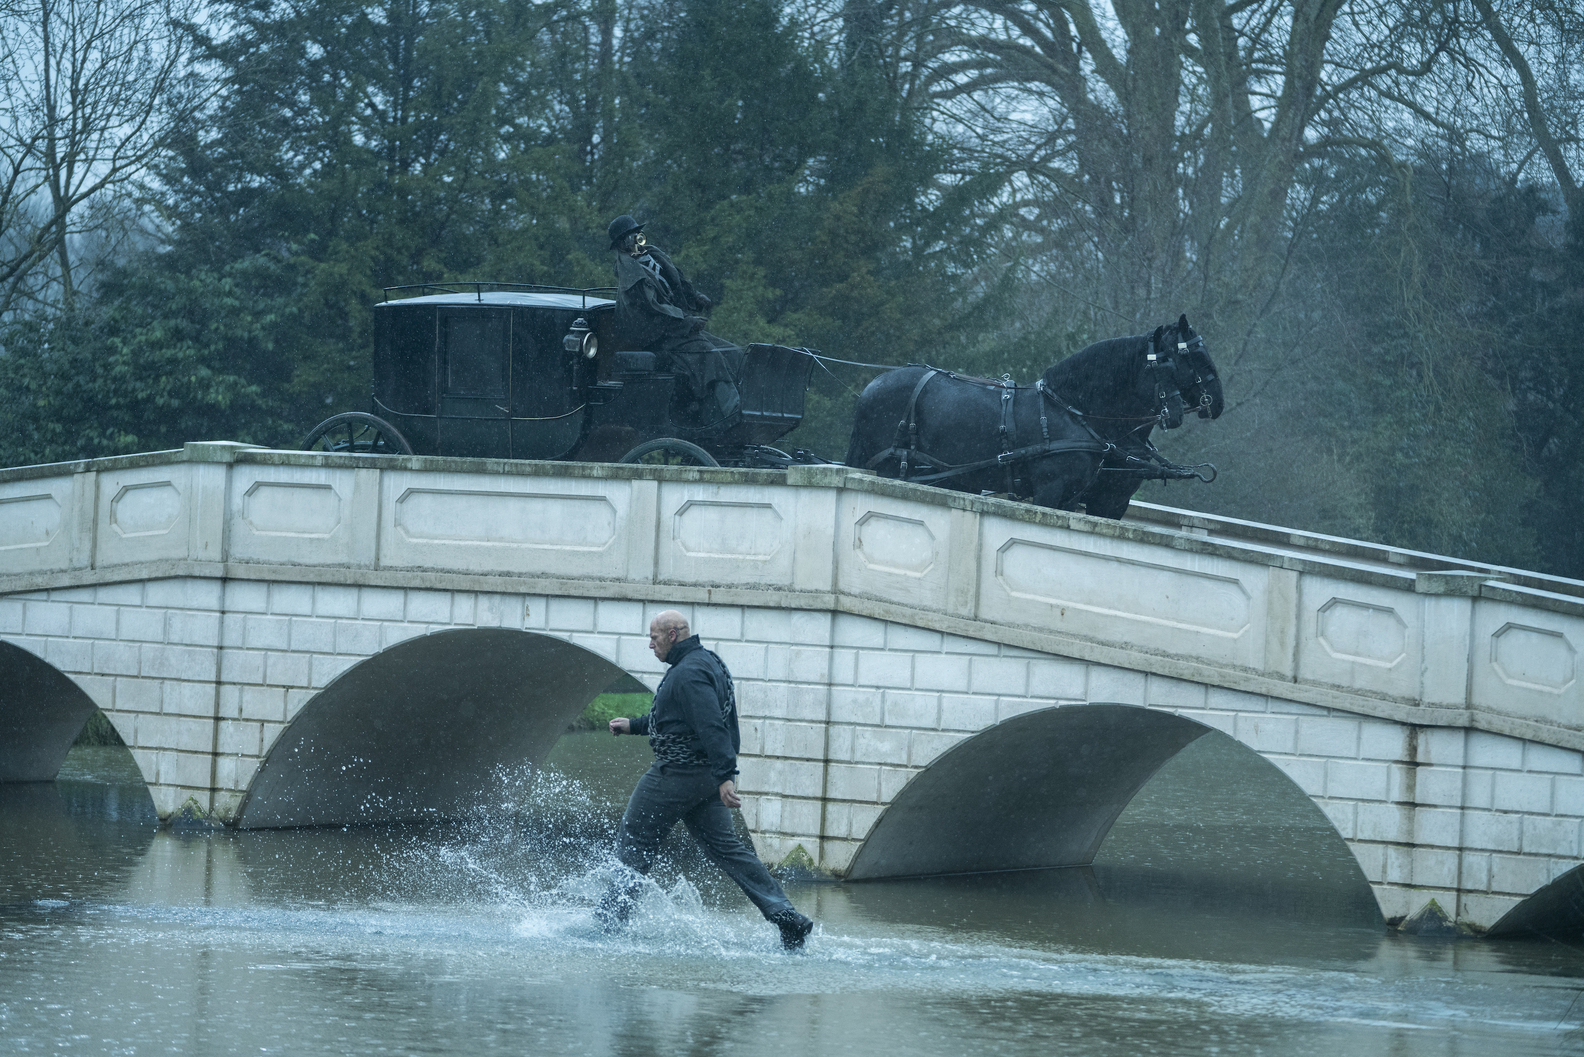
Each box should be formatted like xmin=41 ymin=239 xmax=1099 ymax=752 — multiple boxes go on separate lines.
xmin=866 ymin=355 xmax=1213 ymax=498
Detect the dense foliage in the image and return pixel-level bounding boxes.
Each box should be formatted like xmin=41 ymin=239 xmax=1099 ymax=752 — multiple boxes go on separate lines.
xmin=1 ymin=0 xmax=1580 ymax=575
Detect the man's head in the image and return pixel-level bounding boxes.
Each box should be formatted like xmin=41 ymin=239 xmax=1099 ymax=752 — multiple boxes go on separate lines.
xmin=608 ymin=214 xmax=645 ymax=251
xmin=648 ymin=609 xmax=690 ymax=662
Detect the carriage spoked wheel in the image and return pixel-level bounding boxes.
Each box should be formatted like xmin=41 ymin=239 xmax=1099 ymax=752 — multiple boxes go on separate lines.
xmin=618 ymin=438 xmax=720 ymax=467
xmin=299 ymin=412 xmax=414 ymax=455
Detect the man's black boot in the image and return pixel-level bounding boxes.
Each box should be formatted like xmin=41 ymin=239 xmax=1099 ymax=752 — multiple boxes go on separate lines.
xmin=769 ymin=909 xmax=813 ymax=951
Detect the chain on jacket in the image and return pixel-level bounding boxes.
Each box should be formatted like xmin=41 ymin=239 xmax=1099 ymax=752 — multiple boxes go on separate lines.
xmin=648 ymin=649 xmax=736 ymax=768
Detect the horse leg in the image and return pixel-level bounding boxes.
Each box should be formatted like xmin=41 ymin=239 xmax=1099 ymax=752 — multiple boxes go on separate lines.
xmin=1029 ymin=455 xmax=1100 ymax=511
xmin=1079 ymin=472 xmax=1145 ymax=519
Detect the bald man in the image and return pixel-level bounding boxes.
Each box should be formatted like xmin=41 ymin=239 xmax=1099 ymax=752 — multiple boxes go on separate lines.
xmin=601 ymin=610 xmax=814 ymax=950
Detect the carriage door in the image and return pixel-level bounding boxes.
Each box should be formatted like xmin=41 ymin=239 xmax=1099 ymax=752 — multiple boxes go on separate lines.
xmin=437 ymin=307 xmax=511 ymax=459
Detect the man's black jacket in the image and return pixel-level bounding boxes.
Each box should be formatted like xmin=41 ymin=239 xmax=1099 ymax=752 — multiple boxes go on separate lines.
xmin=630 ymin=635 xmax=740 ymax=784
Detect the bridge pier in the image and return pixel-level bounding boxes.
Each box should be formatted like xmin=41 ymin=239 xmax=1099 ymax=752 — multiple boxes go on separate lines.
xmin=3 ymin=444 xmax=1583 ymax=934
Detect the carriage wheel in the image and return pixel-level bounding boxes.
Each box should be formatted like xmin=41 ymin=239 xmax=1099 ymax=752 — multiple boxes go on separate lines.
xmin=618 ymin=438 xmax=720 ymax=467
xmin=299 ymin=412 xmax=414 ymax=455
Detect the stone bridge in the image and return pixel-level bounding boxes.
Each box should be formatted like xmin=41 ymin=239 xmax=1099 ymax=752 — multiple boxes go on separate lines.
xmin=4 ymin=442 xmax=1584 ymax=934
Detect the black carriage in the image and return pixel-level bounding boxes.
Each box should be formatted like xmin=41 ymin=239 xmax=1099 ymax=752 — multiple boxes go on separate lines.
xmin=299 ymin=283 xmax=818 ymax=467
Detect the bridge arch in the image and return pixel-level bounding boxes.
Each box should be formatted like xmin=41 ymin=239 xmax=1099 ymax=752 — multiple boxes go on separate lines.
xmin=235 ymin=627 xmax=628 ymax=829
xmin=845 ymin=704 xmax=1374 ymax=913
xmin=0 ymin=639 xmax=128 ymax=782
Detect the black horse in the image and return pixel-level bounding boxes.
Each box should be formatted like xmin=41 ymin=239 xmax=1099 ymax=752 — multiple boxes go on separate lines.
xmin=845 ymin=316 xmax=1222 ymax=518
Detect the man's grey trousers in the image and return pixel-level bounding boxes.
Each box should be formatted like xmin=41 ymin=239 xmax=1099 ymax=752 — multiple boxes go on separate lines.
xmin=608 ymin=762 xmax=795 ymax=920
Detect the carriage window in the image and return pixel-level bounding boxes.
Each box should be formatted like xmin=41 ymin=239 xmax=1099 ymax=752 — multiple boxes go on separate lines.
xmin=441 ymin=311 xmax=509 ymax=397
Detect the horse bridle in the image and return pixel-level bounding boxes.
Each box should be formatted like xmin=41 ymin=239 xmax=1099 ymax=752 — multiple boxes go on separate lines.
xmin=1175 ymin=330 xmax=1218 ymax=418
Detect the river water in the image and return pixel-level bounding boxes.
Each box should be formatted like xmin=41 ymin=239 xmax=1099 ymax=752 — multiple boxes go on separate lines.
xmin=3 ymin=732 xmax=1582 ymax=1056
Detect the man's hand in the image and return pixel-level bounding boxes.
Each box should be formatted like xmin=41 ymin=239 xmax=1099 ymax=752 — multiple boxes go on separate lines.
xmin=609 ymin=717 xmax=630 ymax=736
xmin=719 ymin=779 xmax=741 ymax=808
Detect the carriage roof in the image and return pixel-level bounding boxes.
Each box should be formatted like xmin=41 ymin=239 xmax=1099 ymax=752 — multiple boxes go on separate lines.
xmin=378 ymin=283 xmax=614 ymax=311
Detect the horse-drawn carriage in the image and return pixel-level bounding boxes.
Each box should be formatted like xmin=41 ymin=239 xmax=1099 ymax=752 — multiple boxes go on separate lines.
xmin=299 ymin=283 xmax=820 ymax=468
xmin=299 ymin=281 xmax=1224 ymax=520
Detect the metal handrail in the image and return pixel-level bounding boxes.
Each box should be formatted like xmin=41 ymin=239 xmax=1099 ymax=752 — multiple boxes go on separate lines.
xmin=381 ymin=282 xmax=617 ymax=305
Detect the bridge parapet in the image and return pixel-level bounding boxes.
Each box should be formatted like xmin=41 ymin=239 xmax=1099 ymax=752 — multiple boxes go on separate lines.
xmin=3 ymin=442 xmax=1581 ymax=751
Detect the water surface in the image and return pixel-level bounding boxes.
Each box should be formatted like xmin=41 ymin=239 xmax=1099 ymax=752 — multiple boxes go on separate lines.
xmin=3 ymin=734 xmax=1581 ymax=1056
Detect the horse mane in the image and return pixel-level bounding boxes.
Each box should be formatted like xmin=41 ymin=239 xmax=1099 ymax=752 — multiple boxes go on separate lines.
xmin=1040 ymin=333 xmax=1153 ymax=415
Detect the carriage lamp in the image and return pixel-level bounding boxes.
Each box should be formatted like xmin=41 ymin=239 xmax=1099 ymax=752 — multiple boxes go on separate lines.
xmin=563 ymin=317 xmax=598 ymax=359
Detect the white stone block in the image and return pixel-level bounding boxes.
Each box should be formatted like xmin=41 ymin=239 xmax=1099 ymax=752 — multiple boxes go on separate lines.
xmin=1187 ymin=712 xmax=1236 ymax=736
xmin=118 ymin=608 xmax=166 ymax=643
xmin=1326 ymin=759 xmax=1390 ymax=801
xmin=114 ymin=676 xmax=161 ymax=713
xmin=333 ymin=620 xmax=380 ymax=657
xmin=1524 ymin=742 xmax=1584 ymax=776
xmin=1489 ymin=853 xmax=1552 ymax=896
xmin=312 ymin=585 xmax=359 ymax=618
xmin=1146 ymin=676 xmax=1207 ymax=710
xmin=166 ymin=610 xmax=221 ymax=647
xmin=141 ymin=644 xmax=217 ymax=682
xmin=1296 ymin=716 xmax=1360 ymax=758
xmin=24 ymin=601 xmax=71 ymax=636
xmin=220 ymin=649 xmax=265 ymax=684
xmin=284 ymin=690 xmax=314 ymax=721
xmin=243 ymin=614 xmax=290 ymax=650
xmin=1355 ymin=802 xmax=1412 ymax=843
xmin=1460 ymin=851 xmax=1491 ymax=891
xmin=1028 ymin=659 xmax=1086 ymax=700
xmin=856 ymin=651 xmax=912 ymax=689
xmin=996 ymin=697 xmax=1056 ymax=723
xmin=883 ymin=691 xmax=939 ymax=729
xmin=448 ymin=592 xmax=476 ymax=625
xmin=94 ymin=583 xmax=144 ymax=606
xmin=754 ymin=758 xmax=824 ymax=798
xmin=913 ymin=653 xmax=970 ymax=693
xmin=848 ymin=803 xmax=882 ymax=841
xmin=521 ymin=595 xmax=549 ymax=629
xmin=359 ymin=587 xmax=405 ymax=621
xmin=969 ymin=656 xmax=1027 ymax=696
xmin=1267 ymin=754 xmax=1326 ymax=795
xmin=714 ymin=641 xmax=767 ymax=681
xmin=291 ymin=614 xmax=340 ymax=656
xmin=826 ymin=648 xmax=857 ymax=685
xmin=1234 ymin=714 xmax=1297 ymax=754
xmin=1087 ymin=666 xmax=1146 ymax=705
xmin=778 ymin=797 xmax=823 ymax=836
xmin=1383 ymin=843 xmax=1413 ymax=884
xmin=89 ymin=640 xmax=139 ymax=676
xmin=852 ymin=727 xmax=910 ymax=765
xmin=941 ymin=633 xmax=998 ymax=656
xmin=404 ymin=590 xmax=452 ymax=624
xmin=1463 ymin=811 xmax=1522 ymax=852
xmin=0 ymin=599 xmax=24 ymax=634
xmin=1466 ymin=730 xmax=1524 ymax=771
xmin=145 ymin=579 xmax=222 ymax=611
xmin=594 ymin=599 xmax=644 ymax=634
xmin=742 ymin=609 xmax=795 ymax=644
xmin=380 ymin=623 xmax=425 ymax=650
xmin=1404 ymin=765 xmax=1455 ymax=805
xmin=1205 ymin=686 xmax=1268 ymax=712
xmin=264 ymin=651 xmax=311 ymax=688
xmin=781 ymin=685 xmax=829 ymax=722
xmin=1358 ymin=721 xmax=1407 ymax=761
xmin=939 ymin=694 xmax=996 ymax=731
xmin=568 ymin=632 xmax=619 ymax=663
xmin=1347 ymin=840 xmax=1387 ymax=882
xmin=217 ymin=720 xmax=262 ymax=756
xmin=886 ymin=624 xmax=942 ymax=652
xmin=910 ymin=730 xmax=966 ymax=767
xmin=617 ymin=635 xmax=663 ymax=675
xmin=1410 ymin=847 xmax=1460 ymax=888
xmin=822 ymin=841 xmax=858 ymax=873
xmin=69 ymin=604 xmax=117 ymax=640
xmin=45 ymin=638 xmax=92 ymax=672
xmin=72 ymin=675 xmax=114 ymax=710
xmin=772 ymin=645 xmax=828 ymax=684
xmin=823 ymin=724 xmax=855 ymax=762
xmin=223 ymin=581 xmax=269 ymax=613
xmin=1522 ymin=815 xmax=1580 ymax=858
xmin=832 ymin=613 xmax=885 ymax=648
xmin=756 ymin=719 xmax=825 ymax=760
xmin=1492 ymin=771 xmax=1553 ymax=815
xmin=137 ymin=714 xmax=212 ymax=753
xmin=695 ymin=605 xmax=744 ymax=641
xmin=240 ymin=685 xmax=286 ymax=722
xmin=1555 ymin=776 xmax=1584 ymax=817
xmin=164 ymin=680 xmax=215 ymax=717
xmin=879 ymin=765 xmax=917 ymax=801
xmin=267 ymin=582 xmax=315 ymax=615
xmin=786 ymin=610 xmax=832 ymax=647
xmin=1416 ymin=727 xmax=1467 ymax=766
xmin=1411 ymin=807 xmax=1461 ymax=847
xmin=216 ymin=684 xmax=241 ymax=719
xmin=825 ymin=763 xmax=880 ymax=801
xmin=311 ymin=653 xmax=357 ymax=687
xmin=1463 ymin=769 xmax=1494 ymax=809
xmin=1317 ymin=798 xmax=1356 ymax=837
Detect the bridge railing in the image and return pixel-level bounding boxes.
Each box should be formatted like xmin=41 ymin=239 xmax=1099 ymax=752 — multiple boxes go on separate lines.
xmin=3 ymin=441 xmax=1581 ymax=750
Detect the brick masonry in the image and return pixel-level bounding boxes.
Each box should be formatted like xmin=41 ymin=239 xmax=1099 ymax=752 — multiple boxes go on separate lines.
xmin=4 ymin=578 xmax=1580 ymax=931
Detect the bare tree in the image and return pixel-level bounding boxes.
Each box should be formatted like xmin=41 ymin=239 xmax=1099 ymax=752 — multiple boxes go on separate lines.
xmin=0 ymin=0 xmax=197 ymax=314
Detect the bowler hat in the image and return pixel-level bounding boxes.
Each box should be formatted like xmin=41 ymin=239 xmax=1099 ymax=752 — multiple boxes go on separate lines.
xmin=607 ymin=214 xmax=645 ymax=249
